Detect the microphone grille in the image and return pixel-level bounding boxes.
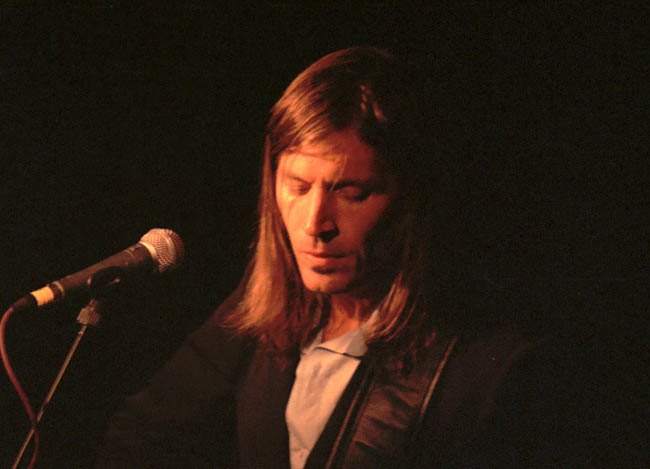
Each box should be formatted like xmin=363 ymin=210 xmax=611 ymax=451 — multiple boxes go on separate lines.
xmin=140 ymin=228 xmax=185 ymax=273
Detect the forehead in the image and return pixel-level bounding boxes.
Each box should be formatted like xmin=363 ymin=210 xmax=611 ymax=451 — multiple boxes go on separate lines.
xmin=276 ymin=129 xmax=380 ymax=179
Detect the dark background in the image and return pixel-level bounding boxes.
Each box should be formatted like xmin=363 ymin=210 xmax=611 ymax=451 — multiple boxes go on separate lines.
xmin=2 ymin=3 xmax=647 ymax=467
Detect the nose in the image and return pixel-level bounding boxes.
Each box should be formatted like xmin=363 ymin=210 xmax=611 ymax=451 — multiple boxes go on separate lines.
xmin=304 ymin=188 xmax=338 ymax=242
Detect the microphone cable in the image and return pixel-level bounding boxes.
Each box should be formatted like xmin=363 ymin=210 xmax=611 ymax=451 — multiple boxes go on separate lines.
xmin=1 ymin=305 xmax=39 ymax=469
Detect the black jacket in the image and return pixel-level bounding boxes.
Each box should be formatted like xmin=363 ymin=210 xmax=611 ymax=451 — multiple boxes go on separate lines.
xmin=97 ymin=292 xmax=587 ymax=468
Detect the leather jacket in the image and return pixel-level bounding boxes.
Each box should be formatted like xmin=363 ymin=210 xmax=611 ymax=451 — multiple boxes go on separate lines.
xmin=97 ymin=291 xmax=584 ymax=468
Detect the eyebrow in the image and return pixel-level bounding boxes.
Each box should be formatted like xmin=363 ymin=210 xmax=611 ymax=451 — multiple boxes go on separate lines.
xmin=284 ymin=172 xmax=383 ymax=192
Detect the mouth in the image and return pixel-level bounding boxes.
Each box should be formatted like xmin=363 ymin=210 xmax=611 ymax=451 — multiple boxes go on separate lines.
xmin=303 ymin=251 xmax=347 ymax=259
xmin=300 ymin=251 xmax=350 ymax=273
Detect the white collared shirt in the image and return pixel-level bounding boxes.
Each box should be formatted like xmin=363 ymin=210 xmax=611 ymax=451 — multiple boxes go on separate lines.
xmin=285 ymin=321 xmax=371 ymax=469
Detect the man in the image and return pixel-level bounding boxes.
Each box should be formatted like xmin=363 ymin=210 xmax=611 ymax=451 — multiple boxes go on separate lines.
xmin=98 ymin=47 xmax=579 ymax=468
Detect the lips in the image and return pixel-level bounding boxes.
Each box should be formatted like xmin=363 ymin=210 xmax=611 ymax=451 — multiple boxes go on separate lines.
xmin=303 ymin=251 xmax=347 ymax=259
xmin=300 ymin=251 xmax=349 ymax=272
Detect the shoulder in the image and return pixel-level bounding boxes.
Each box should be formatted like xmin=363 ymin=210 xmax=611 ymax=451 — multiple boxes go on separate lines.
xmin=443 ymin=327 xmax=543 ymax=393
xmin=186 ymin=285 xmax=254 ymax=373
xmin=420 ymin=327 xmax=542 ymax=432
xmin=420 ymin=328 xmax=587 ymax=467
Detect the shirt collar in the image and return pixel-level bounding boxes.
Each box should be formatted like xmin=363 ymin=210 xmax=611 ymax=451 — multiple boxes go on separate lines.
xmin=303 ymin=309 xmax=378 ymax=359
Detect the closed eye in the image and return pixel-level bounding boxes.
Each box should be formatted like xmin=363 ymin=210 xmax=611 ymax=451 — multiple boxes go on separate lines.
xmin=283 ymin=174 xmax=311 ymax=195
xmin=288 ymin=183 xmax=310 ymax=195
xmin=337 ymin=186 xmax=369 ymax=202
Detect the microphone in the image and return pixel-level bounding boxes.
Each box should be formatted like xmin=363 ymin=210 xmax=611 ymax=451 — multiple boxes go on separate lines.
xmin=11 ymin=228 xmax=185 ymax=312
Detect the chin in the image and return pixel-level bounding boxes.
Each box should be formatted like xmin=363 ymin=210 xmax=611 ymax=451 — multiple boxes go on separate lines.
xmin=301 ymin=272 xmax=356 ymax=295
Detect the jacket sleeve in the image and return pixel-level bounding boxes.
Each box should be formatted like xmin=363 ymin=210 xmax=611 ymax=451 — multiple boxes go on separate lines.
xmin=96 ymin=289 xmax=253 ymax=468
xmin=417 ymin=331 xmax=594 ymax=468
xmin=470 ymin=334 xmax=602 ymax=468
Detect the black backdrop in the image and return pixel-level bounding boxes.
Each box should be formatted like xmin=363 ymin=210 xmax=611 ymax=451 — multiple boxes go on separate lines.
xmin=2 ymin=3 xmax=647 ymax=466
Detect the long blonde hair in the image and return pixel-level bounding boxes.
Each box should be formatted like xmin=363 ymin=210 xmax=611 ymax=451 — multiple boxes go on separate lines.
xmin=223 ymin=47 xmax=442 ymax=360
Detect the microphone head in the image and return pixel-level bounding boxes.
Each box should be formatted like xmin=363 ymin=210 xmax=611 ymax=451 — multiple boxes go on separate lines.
xmin=139 ymin=228 xmax=185 ymax=273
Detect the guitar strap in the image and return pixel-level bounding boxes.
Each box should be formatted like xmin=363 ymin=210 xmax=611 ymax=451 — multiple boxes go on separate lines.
xmin=305 ymin=335 xmax=458 ymax=469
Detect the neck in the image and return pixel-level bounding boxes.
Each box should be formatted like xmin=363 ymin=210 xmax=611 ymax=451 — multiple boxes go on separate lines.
xmin=321 ymin=292 xmax=374 ymax=342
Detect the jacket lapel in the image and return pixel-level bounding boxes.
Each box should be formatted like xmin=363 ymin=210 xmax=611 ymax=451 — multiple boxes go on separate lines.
xmin=308 ymin=336 xmax=457 ymax=468
xmin=236 ymin=346 xmax=298 ymax=469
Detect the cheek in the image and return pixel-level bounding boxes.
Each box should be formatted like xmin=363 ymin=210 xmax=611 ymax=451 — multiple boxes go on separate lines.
xmin=343 ymin=197 xmax=391 ymax=247
xmin=277 ymin=196 xmax=299 ymax=236
xmin=275 ymin=172 xmax=290 ymax=228
xmin=276 ymin=195 xmax=305 ymax=252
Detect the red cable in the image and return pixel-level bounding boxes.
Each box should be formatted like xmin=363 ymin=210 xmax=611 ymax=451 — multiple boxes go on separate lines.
xmin=1 ymin=306 xmax=39 ymax=468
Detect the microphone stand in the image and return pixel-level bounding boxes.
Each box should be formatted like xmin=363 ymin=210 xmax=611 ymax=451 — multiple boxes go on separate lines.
xmin=12 ymin=269 xmax=119 ymax=469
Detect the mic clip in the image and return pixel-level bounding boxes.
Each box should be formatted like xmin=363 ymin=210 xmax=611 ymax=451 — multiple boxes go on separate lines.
xmin=75 ymin=267 xmax=123 ymax=327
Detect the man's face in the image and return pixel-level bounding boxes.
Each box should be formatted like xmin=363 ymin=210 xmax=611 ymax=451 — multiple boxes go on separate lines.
xmin=275 ymin=129 xmax=392 ymax=295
